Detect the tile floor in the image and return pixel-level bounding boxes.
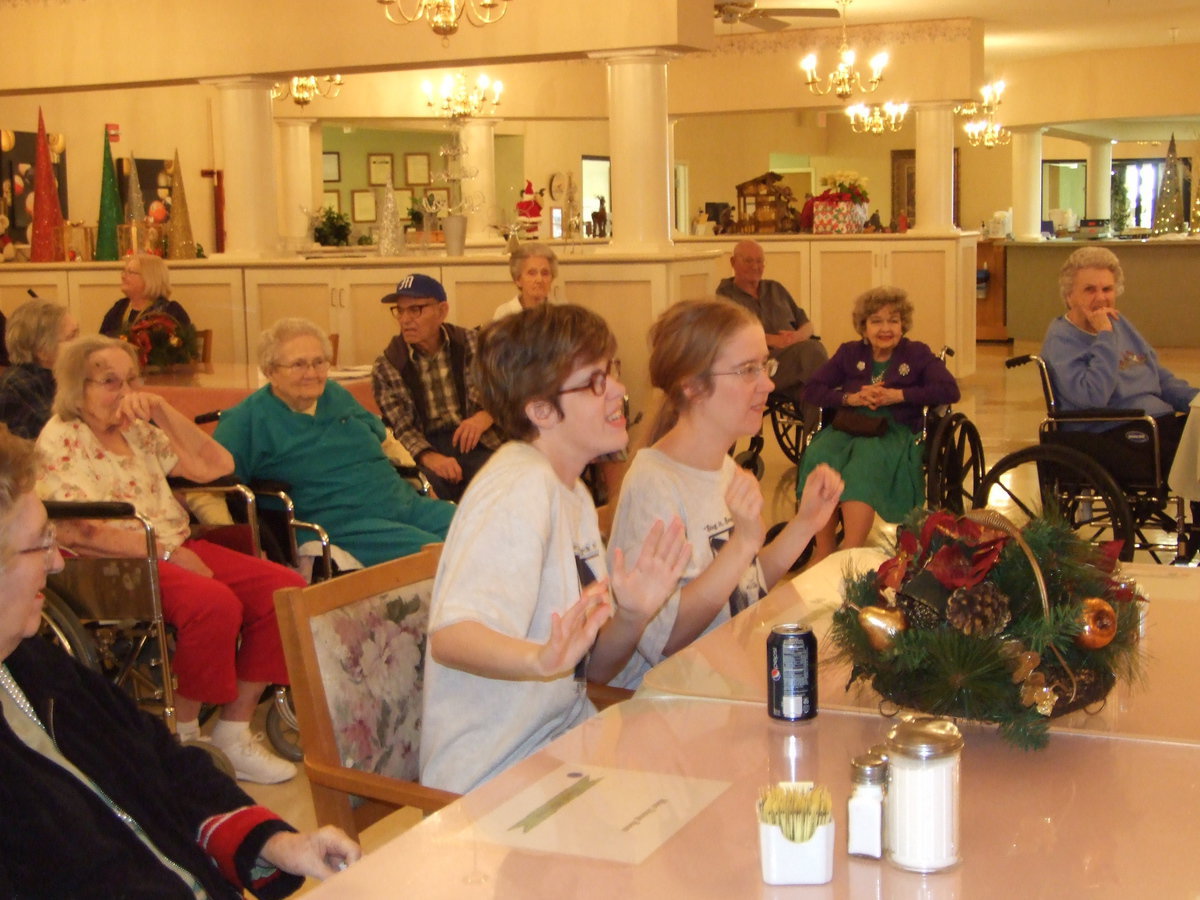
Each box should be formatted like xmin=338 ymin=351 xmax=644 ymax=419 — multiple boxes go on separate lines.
xmin=244 ymin=338 xmax=1200 ymax=887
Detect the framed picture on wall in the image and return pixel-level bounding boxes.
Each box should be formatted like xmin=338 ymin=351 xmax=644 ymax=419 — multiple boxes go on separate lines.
xmin=322 ymin=151 xmax=341 ymax=183
xmin=322 ymin=190 xmax=340 ymax=213
xmin=405 ymin=152 xmax=431 ymax=186
xmin=352 ymin=189 xmax=377 ymax=222
xmin=368 ymin=153 xmax=394 ymax=186
xmin=394 ymin=187 xmax=413 ymax=214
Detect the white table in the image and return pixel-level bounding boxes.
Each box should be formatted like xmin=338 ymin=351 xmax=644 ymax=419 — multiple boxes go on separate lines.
xmin=1167 ymin=393 xmax=1200 ymax=501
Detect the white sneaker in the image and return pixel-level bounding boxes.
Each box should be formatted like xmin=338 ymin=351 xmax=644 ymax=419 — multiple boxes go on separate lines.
xmin=213 ymin=730 xmax=297 ymax=784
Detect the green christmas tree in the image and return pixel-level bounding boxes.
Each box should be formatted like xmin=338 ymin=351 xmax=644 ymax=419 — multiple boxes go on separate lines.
xmin=1151 ymin=134 xmax=1186 ymax=236
xmin=1110 ymin=168 xmax=1130 ymax=234
xmin=94 ymin=130 xmax=122 ymax=260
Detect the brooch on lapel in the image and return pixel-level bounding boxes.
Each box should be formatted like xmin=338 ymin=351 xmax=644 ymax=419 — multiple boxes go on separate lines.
xmin=856 ymin=361 xmax=866 ymax=371
xmin=898 ymin=363 xmax=910 ymax=376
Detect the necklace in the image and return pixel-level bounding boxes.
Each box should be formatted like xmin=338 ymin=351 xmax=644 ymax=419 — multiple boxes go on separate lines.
xmin=0 ymin=664 xmax=44 ymax=728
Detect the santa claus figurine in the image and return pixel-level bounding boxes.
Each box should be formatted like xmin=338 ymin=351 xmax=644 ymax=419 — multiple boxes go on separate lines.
xmin=515 ymin=179 xmax=542 ymax=238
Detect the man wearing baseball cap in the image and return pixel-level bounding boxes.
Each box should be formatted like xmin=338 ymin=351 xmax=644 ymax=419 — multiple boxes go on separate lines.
xmin=372 ymin=274 xmax=501 ymax=501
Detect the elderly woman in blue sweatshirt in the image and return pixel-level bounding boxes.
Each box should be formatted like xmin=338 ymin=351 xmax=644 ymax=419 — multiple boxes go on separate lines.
xmin=1040 ymin=247 xmax=1197 ymax=481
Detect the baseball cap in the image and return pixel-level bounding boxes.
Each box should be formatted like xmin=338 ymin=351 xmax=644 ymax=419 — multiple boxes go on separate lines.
xmin=381 ymin=273 xmax=446 ymax=306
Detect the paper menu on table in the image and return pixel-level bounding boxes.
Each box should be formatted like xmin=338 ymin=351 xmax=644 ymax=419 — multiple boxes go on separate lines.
xmin=472 ymin=764 xmax=729 ymax=864
xmin=327 ymin=365 xmax=374 ymax=382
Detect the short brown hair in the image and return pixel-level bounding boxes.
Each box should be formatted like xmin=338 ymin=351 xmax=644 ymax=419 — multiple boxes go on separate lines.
xmin=851 ymin=286 xmax=914 ymax=335
xmin=1059 ymin=246 xmax=1125 ymax=306
xmin=0 ymin=425 xmax=37 ymax=565
xmin=646 ymin=299 xmax=759 ymax=443
xmin=6 ymin=298 xmax=70 ymax=365
xmin=52 ymin=335 xmax=139 ymax=422
xmin=475 ymin=304 xmax=616 ymax=441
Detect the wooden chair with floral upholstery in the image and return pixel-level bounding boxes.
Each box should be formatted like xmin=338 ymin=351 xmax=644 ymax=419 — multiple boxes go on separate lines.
xmin=273 ymin=543 xmax=457 ymax=840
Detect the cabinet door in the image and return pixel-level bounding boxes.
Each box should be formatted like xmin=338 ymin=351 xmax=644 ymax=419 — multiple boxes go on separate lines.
xmin=244 ymin=268 xmax=341 ymax=356
xmin=883 ymin=245 xmax=949 ymax=349
xmin=811 ymin=244 xmax=875 ymax=348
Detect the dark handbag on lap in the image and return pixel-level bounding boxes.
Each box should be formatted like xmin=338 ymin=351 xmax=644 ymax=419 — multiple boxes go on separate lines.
xmin=831 ymin=408 xmax=888 ymax=438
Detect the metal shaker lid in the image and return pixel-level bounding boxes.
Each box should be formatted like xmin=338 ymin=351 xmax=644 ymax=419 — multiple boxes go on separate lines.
xmin=885 ymin=716 xmax=964 ymax=760
xmin=850 ymin=751 xmax=888 ymax=784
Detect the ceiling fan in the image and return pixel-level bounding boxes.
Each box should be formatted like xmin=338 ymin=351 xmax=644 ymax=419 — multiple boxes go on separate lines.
xmin=714 ymin=2 xmax=840 ymax=32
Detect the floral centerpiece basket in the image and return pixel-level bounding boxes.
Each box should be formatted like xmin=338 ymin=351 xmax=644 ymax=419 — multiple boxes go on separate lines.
xmin=813 ymin=170 xmax=869 ymax=234
xmin=120 ymin=312 xmax=199 ymax=370
xmin=830 ymin=508 xmax=1142 ymax=750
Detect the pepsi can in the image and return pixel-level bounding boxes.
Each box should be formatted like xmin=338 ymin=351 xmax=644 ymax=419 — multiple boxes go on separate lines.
xmin=768 ymin=624 xmax=817 ymax=721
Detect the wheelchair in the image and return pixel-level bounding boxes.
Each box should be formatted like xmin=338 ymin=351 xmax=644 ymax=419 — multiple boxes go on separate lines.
xmin=973 ymin=354 xmax=1198 ymax=563
xmin=734 ymin=391 xmax=813 ymax=477
xmin=36 ymin=486 xmax=300 ymax=765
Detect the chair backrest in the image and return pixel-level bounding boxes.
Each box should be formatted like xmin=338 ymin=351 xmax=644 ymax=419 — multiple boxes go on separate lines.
xmin=274 ymin=544 xmax=457 ymax=837
xmin=196 ymin=328 xmax=214 ymax=364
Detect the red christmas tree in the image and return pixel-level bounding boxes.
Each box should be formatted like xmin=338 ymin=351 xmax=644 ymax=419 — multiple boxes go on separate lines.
xmin=30 ymin=108 xmax=64 ymax=262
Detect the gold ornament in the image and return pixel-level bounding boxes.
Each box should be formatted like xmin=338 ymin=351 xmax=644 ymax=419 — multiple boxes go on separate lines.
xmin=858 ymin=605 xmax=908 ymax=651
xmin=1075 ymin=597 xmax=1117 ymax=650
xmin=1019 ymin=671 xmax=1057 ymax=716
xmin=0 ymin=129 xmax=14 ymax=152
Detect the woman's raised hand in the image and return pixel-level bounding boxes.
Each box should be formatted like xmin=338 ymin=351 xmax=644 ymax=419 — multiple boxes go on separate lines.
xmin=117 ymin=391 xmax=167 ymax=427
xmin=535 ymin=580 xmax=613 ymax=678
xmin=796 ymin=463 xmax=844 ymax=532
xmin=726 ymin=467 xmax=767 ymax=551
xmin=609 ymin=516 xmax=690 ymax=623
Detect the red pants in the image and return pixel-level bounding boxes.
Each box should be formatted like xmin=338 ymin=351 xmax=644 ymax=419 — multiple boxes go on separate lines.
xmin=157 ymin=539 xmax=305 ymax=705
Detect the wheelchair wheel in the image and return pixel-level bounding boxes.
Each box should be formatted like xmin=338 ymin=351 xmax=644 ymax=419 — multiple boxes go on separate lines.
xmin=769 ymin=397 xmax=809 ymax=465
xmin=973 ymin=444 xmax=1135 ymax=561
xmin=38 ymin=588 xmax=102 ymax=673
xmin=926 ymin=413 xmax=985 ymax=515
xmin=733 ymin=449 xmax=765 ymax=480
xmin=266 ymin=687 xmax=303 ymax=762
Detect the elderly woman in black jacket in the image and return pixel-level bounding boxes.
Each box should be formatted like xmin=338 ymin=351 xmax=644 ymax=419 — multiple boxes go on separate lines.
xmin=0 ymin=425 xmax=359 ymax=896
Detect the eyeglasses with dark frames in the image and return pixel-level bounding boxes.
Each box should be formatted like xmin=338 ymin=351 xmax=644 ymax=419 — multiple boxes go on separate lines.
xmin=389 ymin=302 xmax=439 ymax=321
xmin=558 ymin=359 xmax=622 ymax=397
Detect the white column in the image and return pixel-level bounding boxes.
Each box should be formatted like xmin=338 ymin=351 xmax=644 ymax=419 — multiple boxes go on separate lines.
xmin=460 ymin=118 xmax=498 ymax=242
xmin=1085 ymin=139 xmax=1114 ymax=220
xmin=1011 ymin=128 xmax=1045 ymax=241
xmin=277 ymin=118 xmax=315 ymax=254
xmin=211 ymin=78 xmax=280 ymax=257
xmin=600 ymin=51 xmax=673 ymax=251
xmin=911 ymin=105 xmax=956 ymax=234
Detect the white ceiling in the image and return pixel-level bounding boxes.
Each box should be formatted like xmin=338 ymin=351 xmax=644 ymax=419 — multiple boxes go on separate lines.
xmin=716 ymin=0 xmax=1200 ymax=66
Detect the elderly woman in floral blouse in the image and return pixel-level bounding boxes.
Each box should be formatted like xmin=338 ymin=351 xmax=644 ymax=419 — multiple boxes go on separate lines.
xmin=35 ymin=335 xmax=303 ymax=784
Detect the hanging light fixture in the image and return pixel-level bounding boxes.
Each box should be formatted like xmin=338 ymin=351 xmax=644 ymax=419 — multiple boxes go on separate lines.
xmin=377 ymin=0 xmax=512 ymax=37
xmin=964 ymin=119 xmax=1012 ymax=148
xmin=421 ymin=72 xmax=503 ymax=120
xmin=271 ymin=75 xmax=343 ymax=108
xmin=846 ymin=101 xmax=907 ymax=134
xmin=955 ymin=81 xmax=1011 ymax=148
xmin=800 ymin=0 xmax=887 ymax=101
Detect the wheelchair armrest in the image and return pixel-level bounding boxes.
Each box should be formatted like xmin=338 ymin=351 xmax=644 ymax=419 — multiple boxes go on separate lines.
xmin=166 ymin=474 xmax=243 ymax=490
xmin=249 ymin=478 xmax=294 ymax=495
xmin=45 ymin=500 xmax=137 ymax=520
xmin=1005 ymin=354 xmax=1035 ymax=369
xmin=1051 ymin=408 xmax=1147 ymax=422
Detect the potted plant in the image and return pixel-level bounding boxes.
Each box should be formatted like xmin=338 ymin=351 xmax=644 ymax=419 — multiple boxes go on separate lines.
xmin=313 ymin=206 xmax=352 ymax=246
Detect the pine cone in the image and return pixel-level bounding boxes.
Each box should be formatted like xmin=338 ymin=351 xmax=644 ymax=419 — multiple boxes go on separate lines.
xmin=946 ymin=583 xmax=1011 ymax=637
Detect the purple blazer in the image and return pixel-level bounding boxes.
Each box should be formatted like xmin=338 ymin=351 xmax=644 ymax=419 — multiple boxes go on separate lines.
xmin=803 ymin=337 xmax=960 ymax=433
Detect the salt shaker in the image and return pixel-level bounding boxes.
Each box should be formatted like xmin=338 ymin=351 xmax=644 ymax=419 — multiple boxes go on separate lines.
xmin=883 ymin=716 xmax=963 ymax=872
xmin=847 ymin=751 xmax=887 ymax=859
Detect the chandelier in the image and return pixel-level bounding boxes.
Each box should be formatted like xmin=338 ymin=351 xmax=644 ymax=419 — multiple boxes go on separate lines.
xmin=846 ymin=101 xmax=907 ymax=134
xmin=271 ymin=75 xmax=343 ymax=108
xmin=800 ymin=0 xmax=887 ymax=101
xmin=964 ymin=119 xmax=1012 ymax=148
xmin=377 ymin=0 xmax=512 ymax=36
xmin=955 ymin=81 xmax=1011 ymax=148
xmin=422 ymin=72 xmax=503 ymax=120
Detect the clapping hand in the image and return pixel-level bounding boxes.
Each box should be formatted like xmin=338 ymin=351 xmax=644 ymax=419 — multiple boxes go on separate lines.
xmin=725 ymin=467 xmax=767 ymax=551
xmin=796 ymin=464 xmax=844 ymax=532
xmin=610 ymin=516 xmax=690 ymax=623
xmin=535 ymin=580 xmax=613 ymax=678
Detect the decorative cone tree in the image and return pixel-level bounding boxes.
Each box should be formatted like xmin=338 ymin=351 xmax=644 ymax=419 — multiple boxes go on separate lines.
xmin=125 ymin=155 xmax=146 ymax=224
xmin=1151 ymin=134 xmax=1186 ymax=236
xmin=30 ymin=108 xmax=64 ymax=262
xmin=166 ymin=150 xmax=196 ymax=259
xmin=94 ymin=129 xmax=122 ymax=260
xmin=375 ymin=177 xmax=405 ymax=255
